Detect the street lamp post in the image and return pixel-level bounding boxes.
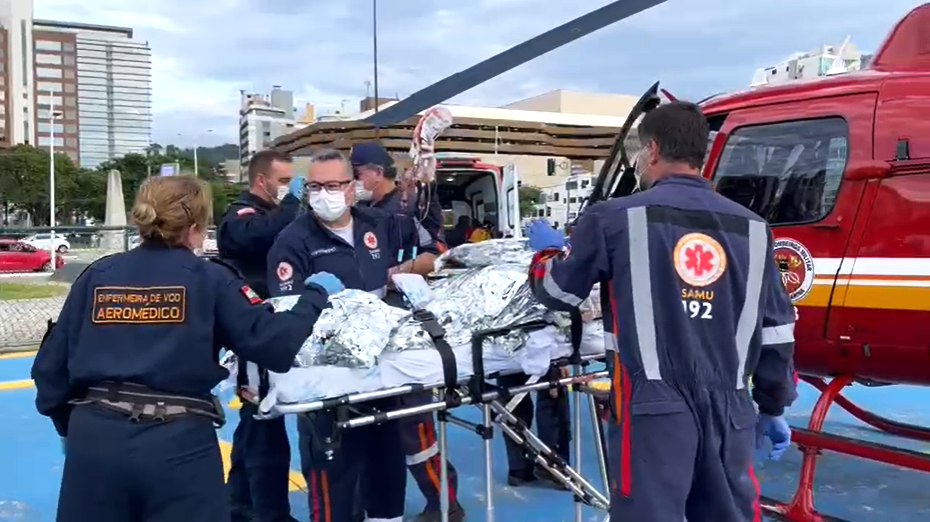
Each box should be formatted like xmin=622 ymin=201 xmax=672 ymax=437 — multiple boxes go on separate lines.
xmin=181 ymin=129 xmax=213 ymax=177
xmin=48 ymin=90 xmax=62 ymax=272
xmin=373 ymin=0 xmax=379 ymax=112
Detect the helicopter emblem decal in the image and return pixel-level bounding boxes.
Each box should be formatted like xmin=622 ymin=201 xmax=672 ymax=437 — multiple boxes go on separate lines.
xmin=772 ymin=237 xmax=815 ymax=303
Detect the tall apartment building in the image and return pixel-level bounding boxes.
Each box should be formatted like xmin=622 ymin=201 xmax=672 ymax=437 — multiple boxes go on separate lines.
xmin=239 ymin=86 xmax=304 ymax=170
xmin=0 ymin=0 xmax=151 ymax=168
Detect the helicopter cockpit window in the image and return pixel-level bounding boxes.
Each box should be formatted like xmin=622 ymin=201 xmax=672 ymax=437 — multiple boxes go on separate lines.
xmin=712 ymin=118 xmax=848 ymax=225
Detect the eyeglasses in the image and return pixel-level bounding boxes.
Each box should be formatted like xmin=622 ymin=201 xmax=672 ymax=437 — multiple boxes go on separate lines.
xmin=306 ymin=180 xmax=353 ymax=193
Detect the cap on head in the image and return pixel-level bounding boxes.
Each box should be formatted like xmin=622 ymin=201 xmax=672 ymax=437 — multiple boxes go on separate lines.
xmin=350 ymin=142 xmax=395 ymax=169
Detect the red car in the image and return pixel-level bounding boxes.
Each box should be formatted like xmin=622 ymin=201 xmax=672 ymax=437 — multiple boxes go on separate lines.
xmin=0 ymin=239 xmax=65 ymax=273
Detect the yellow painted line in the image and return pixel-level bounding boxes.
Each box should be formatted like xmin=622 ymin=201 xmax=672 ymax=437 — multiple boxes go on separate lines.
xmin=0 ymin=379 xmax=34 ymax=392
xmin=218 ymin=440 xmax=306 ymax=492
xmin=0 ymin=350 xmax=37 ymax=360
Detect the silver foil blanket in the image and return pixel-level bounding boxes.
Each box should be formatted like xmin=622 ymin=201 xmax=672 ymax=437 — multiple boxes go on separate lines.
xmin=434 ymin=238 xmax=535 ymax=271
xmin=267 ymin=290 xmax=410 ymax=369
xmin=265 ymin=260 xmax=594 ymax=369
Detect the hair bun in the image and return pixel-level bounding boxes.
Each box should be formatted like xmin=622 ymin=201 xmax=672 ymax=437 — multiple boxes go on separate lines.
xmin=132 ymin=202 xmax=158 ymax=226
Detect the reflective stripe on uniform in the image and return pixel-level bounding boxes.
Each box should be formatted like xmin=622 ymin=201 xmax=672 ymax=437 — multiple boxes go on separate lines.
xmin=415 ymin=221 xmax=433 ymax=246
xmin=405 ymin=441 xmax=439 ymax=466
xmin=734 ymin=220 xmax=768 ymax=390
xmin=626 ymin=206 xmax=662 ymax=380
xmin=542 ymin=257 xmax=584 ymax=307
xmin=761 ymin=323 xmax=795 ymax=346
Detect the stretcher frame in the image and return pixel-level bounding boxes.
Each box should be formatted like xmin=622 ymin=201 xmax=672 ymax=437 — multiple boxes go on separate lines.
xmin=256 ymin=319 xmax=613 ymax=522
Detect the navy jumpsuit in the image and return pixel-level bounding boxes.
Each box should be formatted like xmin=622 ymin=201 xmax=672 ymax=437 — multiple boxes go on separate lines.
xmin=267 ymin=205 xmax=433 ymax=522
xmin=528 ymin=174 xmax=798 ymax=521
xmin=366 ymin=184 xmax=463 ymax=512
xmin=218 ymin=190 xmax=300 ymax=522
xmin=31 ymin=241 xmax=327 ymax=522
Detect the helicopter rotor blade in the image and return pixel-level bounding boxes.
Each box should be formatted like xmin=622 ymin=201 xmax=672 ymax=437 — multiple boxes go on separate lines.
xmin=364 ymin=0 xmax=667 ymax=128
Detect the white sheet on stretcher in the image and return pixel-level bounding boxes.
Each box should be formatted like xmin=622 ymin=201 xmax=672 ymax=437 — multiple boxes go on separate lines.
xmin=259 ymin=323 xmax=606 ymax=412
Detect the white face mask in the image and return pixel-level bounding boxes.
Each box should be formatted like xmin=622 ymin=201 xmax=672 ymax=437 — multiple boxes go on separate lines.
xmin=309 ymin=189 xmax=348 ymax=222
xmin=276 ymin=185 xmax=289 ymax=202
xmin=355 ymin=183 xmax=373 ymax=202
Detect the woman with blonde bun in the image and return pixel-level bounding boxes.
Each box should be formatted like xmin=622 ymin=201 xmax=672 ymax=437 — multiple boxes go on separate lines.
xmin=31 ymin=175 xmax=342 ymax=522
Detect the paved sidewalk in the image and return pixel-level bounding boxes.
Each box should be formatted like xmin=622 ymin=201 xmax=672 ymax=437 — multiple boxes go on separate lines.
xmin=0 ymin=297 xmax=66 ymax=348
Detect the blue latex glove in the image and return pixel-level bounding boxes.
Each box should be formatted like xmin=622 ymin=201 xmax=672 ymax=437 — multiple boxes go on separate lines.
xmin=304 ymin=271 xmax=344 ymax=296
xmin=289 ymin=176 xmax=306 ymax=199
xmin=527 ymin=220 xmax=565 ymax=252
xmin=755 ymin=413 xmax=791 ymax=461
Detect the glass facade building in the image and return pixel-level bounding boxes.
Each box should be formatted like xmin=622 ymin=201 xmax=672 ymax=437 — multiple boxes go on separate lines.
xmin=32 ymin=20 xmax=151 ymax=168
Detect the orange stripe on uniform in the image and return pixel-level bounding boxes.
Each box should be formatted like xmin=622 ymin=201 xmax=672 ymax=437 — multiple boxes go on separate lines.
xmin=419 ymin=422 xmax=443 ymax=497
xmin=310 ymin=471 xmax=320 ymax=522
xmin=321 ymin=470 xmax=332 ymax=522
xmin=607 ymin=281 xmax=631 ymax=497
xmin=748 ymin=465 xmax=762 ymax=522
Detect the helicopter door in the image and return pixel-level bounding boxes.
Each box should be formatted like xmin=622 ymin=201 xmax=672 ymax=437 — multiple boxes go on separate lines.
xmin=586 ymin=81 xmax=679 ymax=207
xmin=707 ymin=93 xmax=877 ymax=374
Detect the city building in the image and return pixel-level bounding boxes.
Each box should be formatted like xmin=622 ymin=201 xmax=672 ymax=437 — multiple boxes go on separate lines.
xmin=0 ymin=0 xmax=151 ymax=167
xmin=239 ymin=86 xmax=307 ymax=170
xmin=273 ymin=89 xmax=638 ymax=189
xmin=750 ymin=38 xmax=873 ymax=87
xmin=532 ymin=170 xmax=596 ymax=230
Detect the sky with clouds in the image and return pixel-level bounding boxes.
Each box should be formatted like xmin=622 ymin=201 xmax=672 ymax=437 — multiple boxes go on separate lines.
xmin=34 ymin=0 xmax=921 ymax=147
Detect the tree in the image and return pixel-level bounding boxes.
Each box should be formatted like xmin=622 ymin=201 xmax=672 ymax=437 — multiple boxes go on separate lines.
xmin=518 ymin=186 xmax=542 ymax=219
xmin=210 ymin=181 xmax=246 ymax=225
xmin=0 ymin=144 xmax=81 ymax=226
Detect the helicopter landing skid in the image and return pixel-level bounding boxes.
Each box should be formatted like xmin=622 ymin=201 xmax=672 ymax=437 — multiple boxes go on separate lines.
xmin=760 ymin=375 xmax=930 ymax=522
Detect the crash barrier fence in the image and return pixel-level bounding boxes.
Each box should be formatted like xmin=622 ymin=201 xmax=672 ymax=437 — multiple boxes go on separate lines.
xmin=255 ymin=318 xmax=613 ymax=522
xmin=0 ymin=226 xmax=209 ymax=350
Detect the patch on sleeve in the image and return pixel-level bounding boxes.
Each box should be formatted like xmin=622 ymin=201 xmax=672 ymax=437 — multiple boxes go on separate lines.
xmin=276 ymin=262 xmax=293 ymax=281
xmin=236 ymin=207 xmax=257 ymax=217
xmin=92 ymin=286 xmax=186 ymax=324
xmin=241 ymin=285 xmax=262 ymax=305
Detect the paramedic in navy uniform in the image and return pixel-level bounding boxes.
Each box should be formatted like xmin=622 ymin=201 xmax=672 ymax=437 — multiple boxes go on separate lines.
xmin=525 ymin=102 xmax=797 ymax=522
xmin=31 ymin=175 xmax=343 ymax=522
xmin=351 ymin=141 xmax=466 ymax=522
xmin=268 ymin=148 xmax=435 ymax=522
xmin=218 ymin=149 xmax=303 ymax=522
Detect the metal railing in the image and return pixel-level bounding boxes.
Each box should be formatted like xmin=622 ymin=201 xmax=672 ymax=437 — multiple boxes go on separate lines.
xmin=0 ymin=225 xmax=214 ymax=350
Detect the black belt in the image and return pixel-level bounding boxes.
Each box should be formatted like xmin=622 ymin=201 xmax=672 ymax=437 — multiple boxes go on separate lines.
xmin=413 ymin=309 xmax=460 ymax=407
xmin=70 ymin=382 xmax=226 ymax=428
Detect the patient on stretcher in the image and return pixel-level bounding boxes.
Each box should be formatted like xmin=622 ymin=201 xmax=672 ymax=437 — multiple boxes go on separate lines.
xmin=221 ymin=239 xmax=605 ymax=412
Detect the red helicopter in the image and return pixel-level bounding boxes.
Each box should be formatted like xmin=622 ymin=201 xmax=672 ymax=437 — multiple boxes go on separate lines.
xmin=361 ymin=2 xmax=930 ymax=520
xmin=589 ymin=4 xmax=930 ymax=520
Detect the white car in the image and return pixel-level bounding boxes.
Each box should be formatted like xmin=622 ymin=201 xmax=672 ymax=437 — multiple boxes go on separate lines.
xmin=22 ymin=233 xmax=71 ymax=254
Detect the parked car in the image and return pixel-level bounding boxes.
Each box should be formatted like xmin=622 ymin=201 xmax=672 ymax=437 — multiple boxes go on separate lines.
xmin=21 ymin=233 xmax=71 ymax=254
xmin=0 ymin=239 xmax=65 ymax=272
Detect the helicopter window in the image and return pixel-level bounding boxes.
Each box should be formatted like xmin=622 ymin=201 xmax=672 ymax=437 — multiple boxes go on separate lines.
xmin=712 ymin=117 xmax=848 ymax=226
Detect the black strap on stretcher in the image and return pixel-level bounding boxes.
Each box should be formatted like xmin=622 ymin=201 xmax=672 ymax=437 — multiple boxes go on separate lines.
xmin=71 ymin=381 xmax=226 ymax=427
xmin=413 ymin=308 xmax=460 ymax=407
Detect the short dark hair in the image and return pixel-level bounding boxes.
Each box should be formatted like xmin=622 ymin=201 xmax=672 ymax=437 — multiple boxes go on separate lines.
xmin=637 ymin=102 xmax=709 ymax=170
xmin=248 ymin=150 xmax=292 ymax=184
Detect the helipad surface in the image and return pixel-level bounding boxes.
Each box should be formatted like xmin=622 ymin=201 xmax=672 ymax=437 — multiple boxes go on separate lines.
xmin=1 ymin=351 xmax=929 ymax=521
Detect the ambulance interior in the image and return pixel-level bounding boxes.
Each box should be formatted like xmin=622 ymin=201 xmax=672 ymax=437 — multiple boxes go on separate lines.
xmin=434 ymin=166 xmax=502 ymax=244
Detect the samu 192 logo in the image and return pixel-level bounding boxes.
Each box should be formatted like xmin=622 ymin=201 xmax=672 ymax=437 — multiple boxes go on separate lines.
xmin=773 ymin=237 xmax=815 ymax=303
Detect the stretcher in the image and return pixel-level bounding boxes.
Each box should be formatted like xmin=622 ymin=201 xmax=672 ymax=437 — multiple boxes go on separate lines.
xmin=249 ymin=316 xmax=614 ymax=522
